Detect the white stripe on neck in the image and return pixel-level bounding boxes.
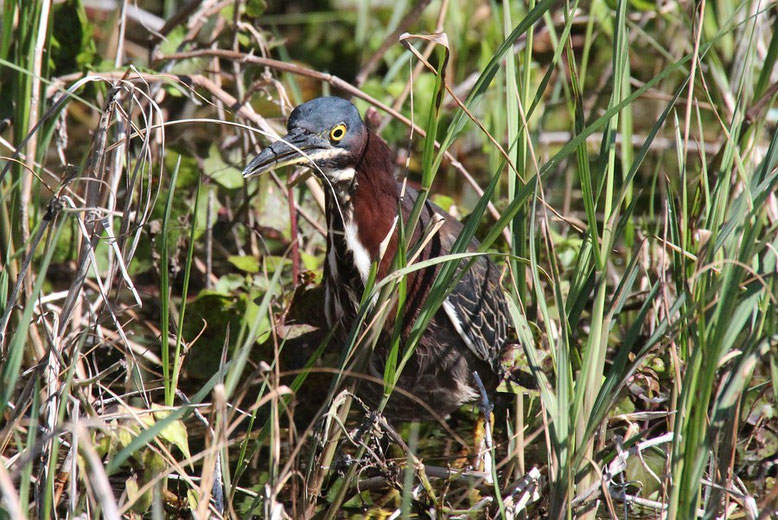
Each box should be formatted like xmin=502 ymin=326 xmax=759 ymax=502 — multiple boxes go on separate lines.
xmin=324 ymin=166 xmax=356 ymax=183
xmin=344 ymin=219 xmax=372 ymax=283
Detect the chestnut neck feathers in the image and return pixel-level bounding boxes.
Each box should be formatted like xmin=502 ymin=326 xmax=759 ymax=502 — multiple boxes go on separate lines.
xmin=322 ymin=131 xmax=401 ymax=326
xmin=351 ymin=133 xmax=398 ymax=256
xmin=326 ymin=131 xmax=398 ymax=257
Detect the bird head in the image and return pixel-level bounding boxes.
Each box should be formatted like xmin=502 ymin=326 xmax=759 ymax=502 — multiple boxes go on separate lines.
xmin=242 ymin=97 xmax=368 ymax=184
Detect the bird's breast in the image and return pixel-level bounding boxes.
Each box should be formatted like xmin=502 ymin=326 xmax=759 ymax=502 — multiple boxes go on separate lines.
xmin=323 ymin=212 xmax=376 ymax=328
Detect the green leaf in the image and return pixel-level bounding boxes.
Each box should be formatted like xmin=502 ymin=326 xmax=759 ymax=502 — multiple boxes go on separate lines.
xmin=150 ymin=406 xmax=192 ymax=462
xmin=126 ymin=475 xmax=152 ymax=513
xmin=228 ymin=255 xmax=261 ymax=273
xmin=246 ymin=0 xmax=267 ymax=18
xmin=204 ymin=144 xmax=244 ymax=189
xmin=159 ymin=26 xmax=186 ymax=56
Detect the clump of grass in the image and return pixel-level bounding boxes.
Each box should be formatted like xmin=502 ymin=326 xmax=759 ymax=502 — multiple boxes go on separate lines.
xmin=0 ymin=0 xmax=776 ymax=518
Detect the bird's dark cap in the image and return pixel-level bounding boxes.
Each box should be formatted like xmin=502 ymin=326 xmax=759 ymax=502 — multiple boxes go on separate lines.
xmin=243 ymin=96 xmax=366 ymax=178
xmin=287 ymin=97 xmax=364 ymax=134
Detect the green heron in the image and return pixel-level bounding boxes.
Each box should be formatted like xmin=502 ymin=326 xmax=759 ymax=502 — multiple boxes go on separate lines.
xmin=243 ymin=97 xmax=509 ymax=421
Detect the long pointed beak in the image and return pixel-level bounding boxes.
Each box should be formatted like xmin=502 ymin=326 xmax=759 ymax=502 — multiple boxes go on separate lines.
xmin=242 ymin=129 xmax=322 ymax=178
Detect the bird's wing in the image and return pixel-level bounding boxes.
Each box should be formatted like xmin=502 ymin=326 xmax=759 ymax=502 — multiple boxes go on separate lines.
xmin=397 ymin=183 xmax=509 ymax=368
xmin=442 ymin=255 xmax=509 ymax=369
xmin=425 ymin=197 xmax=509 ymax=368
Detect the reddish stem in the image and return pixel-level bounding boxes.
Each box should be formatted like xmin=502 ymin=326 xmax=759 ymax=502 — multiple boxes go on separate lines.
xmin=288 ymin=185 xmax=300 ymax=285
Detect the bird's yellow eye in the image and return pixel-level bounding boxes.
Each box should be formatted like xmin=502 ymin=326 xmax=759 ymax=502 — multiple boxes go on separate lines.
xmin=329 ymin=123 xmax=347 ymax=142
